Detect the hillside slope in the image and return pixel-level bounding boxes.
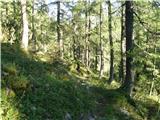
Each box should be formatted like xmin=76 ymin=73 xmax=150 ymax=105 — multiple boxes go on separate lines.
xmin=1 ymin=44 xmax=160 ymax=120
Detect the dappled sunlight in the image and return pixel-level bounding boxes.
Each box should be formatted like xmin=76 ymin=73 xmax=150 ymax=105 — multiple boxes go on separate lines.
xmin=1 ymin=0 xmax=160 ymax=119
xmin=1 ymin=89 xmax=21 ymax=120
xmin=1 ymin=37 xmax=160 ymax=119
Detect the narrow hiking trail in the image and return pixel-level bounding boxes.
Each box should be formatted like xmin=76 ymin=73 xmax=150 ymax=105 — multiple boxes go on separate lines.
xmin=1 ymin=44 xmax=160 ymax=120
xmin=1 ymin=0 xmax=160 ymax=119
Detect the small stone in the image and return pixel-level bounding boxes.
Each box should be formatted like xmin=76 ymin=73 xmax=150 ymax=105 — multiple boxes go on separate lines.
xmin=65 ymin=112 xmax=72 ymax=120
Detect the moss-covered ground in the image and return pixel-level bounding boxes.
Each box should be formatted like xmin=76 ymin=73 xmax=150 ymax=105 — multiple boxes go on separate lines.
xmin=1 ymin=43 xmax=160 ymax=120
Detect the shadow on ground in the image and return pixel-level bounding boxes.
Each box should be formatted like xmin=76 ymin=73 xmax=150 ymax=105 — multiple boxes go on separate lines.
xmin=1 ymin=43 xmax=160 ymax=120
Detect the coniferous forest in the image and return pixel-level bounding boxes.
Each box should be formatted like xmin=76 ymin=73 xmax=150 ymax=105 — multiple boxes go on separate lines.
xmin=1 ymin=0 xmax=160 ymax=120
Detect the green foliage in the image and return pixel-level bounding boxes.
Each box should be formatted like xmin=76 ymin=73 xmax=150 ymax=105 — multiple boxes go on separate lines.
xmin=1 ymin=0 xmax=160 ymax=119
xmin=1 ymin=43 xmax=160 ymax=119
xmin=1 ymin=44 xmax=95 ymax=119
xmin=3 ymin=63 xmax=17 ymax=75
xmin=1 ymin=89 xmax=20 ymax=120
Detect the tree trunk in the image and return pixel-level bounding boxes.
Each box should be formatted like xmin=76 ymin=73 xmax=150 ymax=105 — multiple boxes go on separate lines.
xmin=150 ymin=25 xmax=157 ymax=96
xmin=84 ymin=1 xmax=87 ymax=66
xmin=57 ymin=1 xmax=63 ymax=58
xmin=84 ymin=0 xmax=90 ymax=67
xmin=32 ymin=0 xmax=36 ymax=51
xmin=21 ymin=0 xmax=29 ymax=51
xmin=95 ymin=46 xmax=98 ymax=70
xmin=84 ymin=0 xmax=91 ymax=68
xmin=119 ymin=2 xmax=125 ymax=82
xmin=99 ymin=3 xmax=103 ymax=78
xmin=12 ymin=0 xmax=16 ymax=43
xmin=0 ymin=8 xmax=2 ymax=41
xmin=122 ymin=1 xmax=134 ymax=96
xmin=5 ymin=3 xmax=12 ymax=44
xmin=108 ymin=1 xmax=114 ymax=84
xmin=73 ymin=37 xmax=76 ymax=60
xmin=87 ymin=0 xmax=91 ymax=68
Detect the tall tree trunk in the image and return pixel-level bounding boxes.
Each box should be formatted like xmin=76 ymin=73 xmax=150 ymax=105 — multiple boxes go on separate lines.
xmin=122 ymin=1 xmax=134 ymax=96
xmin=0 ymin=6 xmax=2 ymax=41
xmin=119 ymin=2 xmax=125 ymax=82
xmin=73 ymin=37 xmax=76 ymax=60
xmin=99 ymin=3 xmax=103 ymax=78
xmin=150 ymin=12 xmax=158 ymax=96
xmin=84 ymin=0 xmax=89 ymax=67
xmin=108 ymin=1 xmax=114 ymax=84
xmin=84 ymin=1 xmax=87 ymax=65
xmin=6 ymin=3 xmax=12 ymax=44
xmin=95 ymin=46 xmax=98 ymax=70
xmin=87 ymin=0 xmax=91 ymax=68
xmin=149 ymin=47 xmax=156 ymax=96
xmin=12 ymin=0 xmax=16 ymax=43
xmin=57 ymin=1 xmax=63 ymax=58
xmin=21 ymin=0 xmax=29 ymax=51
xmin=32 ymin=0 xmax=36 ymax=51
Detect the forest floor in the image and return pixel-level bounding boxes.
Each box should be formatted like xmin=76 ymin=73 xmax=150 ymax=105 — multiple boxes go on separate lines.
xmin=1 ymin=43 xmax=160 ymax=120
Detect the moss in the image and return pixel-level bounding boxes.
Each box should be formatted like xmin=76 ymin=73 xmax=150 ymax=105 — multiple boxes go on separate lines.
xmin=3 ymin=63 xmax=18 ymax=75
xmin=1 ymin=44 xmax=159 ymax=120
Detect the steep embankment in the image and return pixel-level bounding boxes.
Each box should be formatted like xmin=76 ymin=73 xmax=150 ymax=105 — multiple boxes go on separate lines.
xmin=1 ymin=44 xmax=159 ymax=120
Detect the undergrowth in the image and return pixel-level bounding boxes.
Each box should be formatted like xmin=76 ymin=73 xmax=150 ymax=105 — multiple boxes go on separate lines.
xmin=1 ymin=43 xmax=160 ymax=120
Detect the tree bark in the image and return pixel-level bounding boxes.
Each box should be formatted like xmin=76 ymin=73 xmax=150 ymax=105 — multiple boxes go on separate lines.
xmin=84 ymin=1 xmax=87 ymax=66
xmin=95 ymin=46 xmax=98 ymax=70
xmin=99 ymin=3 xmax=104 ymax=78
xmin=108 ymin=1 xmax=114 ymax=84
xmin=122 ymin=1 xmax=134 ymax=96
xmin=119 ymin=2 xmax=125 ymax=82
xmin=32 ymin=0 xmax=36 ymax=50
xmin=84 ymin=0 xmax=90 ymax=67
xmin=0 ymin=6 xmax=2 ymax=41
xmin=57 ymin=1 xmax=63 ymax=58
xmin=87 ymin=0 xmax=91 ymax=68
xmin=21 ymin=0 xmax=29 ymax=51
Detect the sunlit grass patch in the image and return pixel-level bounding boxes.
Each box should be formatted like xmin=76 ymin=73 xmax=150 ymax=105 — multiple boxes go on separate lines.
xmin=1 ymin=89 xmax=20 ymax=120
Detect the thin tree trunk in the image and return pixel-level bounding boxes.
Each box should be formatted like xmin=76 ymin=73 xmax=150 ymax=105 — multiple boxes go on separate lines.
xmin=122 ymin=1 xmax=134 ymax=96
xmin=32 ymin=0 xmax=36 ymax=51
xmin=119 ymin=2 xmax=124 ymax=82
xmin=41 ymin=24 xmax=43 ymax=42
xmin=150 ymin=21 xmax=157 ymax=96
xmin=95 ymin=46 xmax=98 ymax=70
xmin=6 ymin=3 xmax=12 ymax=44
xmin=76 ymin=42 xmax=81 ymax=72
xmin=72 ymin=34 xmax=76 ymax=61
xmin=12 ymin=0 xmax=16 ymax=43
xmin=84 ymin=1 xmax=87 ymax=65
xmin=149 ymin=48 xmax=156 ymax=96
xmin=57 ymin=1 xmax=63 ymax=58
xmin=84 ymin=0 xmax=89 ymax=67
xmin=99 ymin=3 xmax=103 ymax=78
xmin=87 ymin=0 xmax=91 ymax=68
xmin=149 ymin=8 xmax=158 ymax=96
xmin=21 ymin=0 xmax=29 ymax=51
xmin=108 ymin=1 xmax=114 ymax=84
xmin=0 ymin=6 xmax=2 ymax=41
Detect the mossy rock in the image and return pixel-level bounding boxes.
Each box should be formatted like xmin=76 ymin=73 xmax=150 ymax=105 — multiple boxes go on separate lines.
xmin=2 ymin=63 xmax=18 ymax=75
xmin=4 ymin=75 xmax=30 ymax=93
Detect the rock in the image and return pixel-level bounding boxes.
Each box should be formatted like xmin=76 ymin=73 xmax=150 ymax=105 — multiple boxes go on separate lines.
xmin=79 ymin=113 xmax=84 ymax=120
xmin=87 ymin=114 xmax=95 ymax=120
xmin=119 ymin=108 xmax=130 ymax=116
xmin=65 ymin=112 xmax=72 ymax=120
xmin=87 ymin=112 xmax=96 ymax=120
xmin=2 ymin=71 xmax=9 ymax=77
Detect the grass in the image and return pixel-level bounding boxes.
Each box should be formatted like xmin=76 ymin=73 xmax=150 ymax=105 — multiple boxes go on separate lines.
xmin=1 ymin=43 xmax=160 ymax=120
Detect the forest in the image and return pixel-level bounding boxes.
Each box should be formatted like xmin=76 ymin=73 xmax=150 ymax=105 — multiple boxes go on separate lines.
xmin=0 ymin=0 xmax=160 ymax=120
